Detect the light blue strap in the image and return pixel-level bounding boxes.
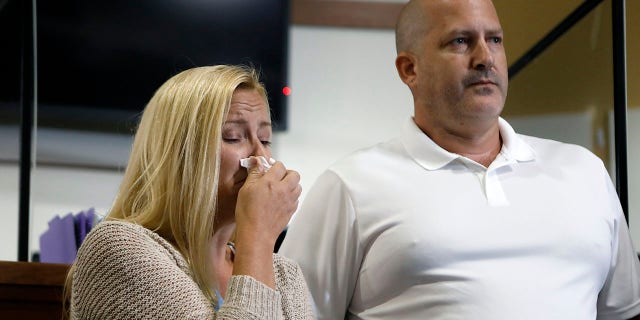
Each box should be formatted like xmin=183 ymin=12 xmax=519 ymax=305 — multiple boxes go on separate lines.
xmin=214 ymin=288 xmax=224 ymax=311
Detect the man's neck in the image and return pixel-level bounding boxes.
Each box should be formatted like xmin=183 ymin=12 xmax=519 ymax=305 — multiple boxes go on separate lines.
xmin=415 ymin=117 xmax=502 ymax=167
xmin=456 ymin=136 xmax=502 ymax=167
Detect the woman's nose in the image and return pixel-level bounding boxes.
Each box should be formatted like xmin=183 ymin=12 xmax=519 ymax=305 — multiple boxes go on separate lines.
xmin=251 ymin=139 xmax=270 ymax=158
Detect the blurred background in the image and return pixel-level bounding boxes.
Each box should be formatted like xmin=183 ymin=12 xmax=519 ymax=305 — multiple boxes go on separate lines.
xmin=1 ymin=0 xmax=638 ymax=261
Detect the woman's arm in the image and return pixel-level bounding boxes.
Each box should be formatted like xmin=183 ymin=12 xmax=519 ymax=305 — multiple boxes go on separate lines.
xmin=232 ymin=160 xmax=301 ymax=289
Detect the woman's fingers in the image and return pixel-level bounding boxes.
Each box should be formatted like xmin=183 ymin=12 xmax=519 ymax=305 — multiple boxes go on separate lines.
xmin=235 ymin=160 xmax=301 ymax=244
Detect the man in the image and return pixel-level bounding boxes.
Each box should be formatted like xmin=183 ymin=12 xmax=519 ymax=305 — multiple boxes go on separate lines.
xmin=280 ymin=0 xmax=640 ymax=319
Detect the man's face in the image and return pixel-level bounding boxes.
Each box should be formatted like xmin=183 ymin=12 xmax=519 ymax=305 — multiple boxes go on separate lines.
xmin=414 ymin=0 xmax=508 ymax=124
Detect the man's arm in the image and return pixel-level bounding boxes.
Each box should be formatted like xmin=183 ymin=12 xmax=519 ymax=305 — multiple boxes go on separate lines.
xmin=597 ymin=178 xmax=640 ymax=319
xmin=279 ymin=170 xmax=362 ymax=320
xmin=632 ymin=255 xmax=640 ymax=320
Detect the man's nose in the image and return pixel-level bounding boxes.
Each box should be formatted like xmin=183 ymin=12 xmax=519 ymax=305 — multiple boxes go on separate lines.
xmin=472 ymin=40 xmax=495 ymax=71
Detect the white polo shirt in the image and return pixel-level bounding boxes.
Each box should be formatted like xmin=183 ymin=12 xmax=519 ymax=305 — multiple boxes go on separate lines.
xmin=281 ymin=118 xmax=640 ymax=320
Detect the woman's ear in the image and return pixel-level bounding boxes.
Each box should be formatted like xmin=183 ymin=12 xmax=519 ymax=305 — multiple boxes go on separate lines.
xmin=395 ymin=52 xmax=417 ymax=87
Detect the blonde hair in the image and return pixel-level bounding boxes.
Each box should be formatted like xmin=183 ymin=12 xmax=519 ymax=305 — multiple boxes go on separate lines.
xmin=64 ymin=65 xmax=268 ymax=314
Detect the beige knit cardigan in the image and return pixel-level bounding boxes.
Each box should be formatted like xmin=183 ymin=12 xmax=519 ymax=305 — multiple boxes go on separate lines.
xmin=70 ymin=221 xmax=316 ymax=319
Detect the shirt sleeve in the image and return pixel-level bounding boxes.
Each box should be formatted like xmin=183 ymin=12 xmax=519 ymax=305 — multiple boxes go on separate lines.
xmin=272 ymin=254 xmax=317 ymax=319
xmin=219 ymin=275 xmax=284 ymax=320
xmin=219 ymin=254 xmax=317 ymax=320
xmin=279 ymin=170 xmax=363 ymax=320
xmin=596 ymin=180 xmax=640 ymax=320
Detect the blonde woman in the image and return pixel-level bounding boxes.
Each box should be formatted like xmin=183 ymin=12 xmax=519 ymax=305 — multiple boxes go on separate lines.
xmin=66 ymin=65 xmax=315 ymax=319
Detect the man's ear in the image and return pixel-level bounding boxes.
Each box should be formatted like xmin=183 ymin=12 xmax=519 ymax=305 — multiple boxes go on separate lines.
xmin=395 ymin=52 xmax=417 ymax=87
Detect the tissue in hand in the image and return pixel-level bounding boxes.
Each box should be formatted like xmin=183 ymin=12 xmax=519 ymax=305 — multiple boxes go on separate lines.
xmin=239 ymin=156 xmax=276 ymax=171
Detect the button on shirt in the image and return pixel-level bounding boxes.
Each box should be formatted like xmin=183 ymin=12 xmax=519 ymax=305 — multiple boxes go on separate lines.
xmin=280 ymin=118 xmax=640 ymax=320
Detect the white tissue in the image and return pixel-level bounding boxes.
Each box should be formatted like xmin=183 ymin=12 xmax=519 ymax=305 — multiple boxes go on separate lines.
xmin=239 ymin=156 xmax=276 ymax=170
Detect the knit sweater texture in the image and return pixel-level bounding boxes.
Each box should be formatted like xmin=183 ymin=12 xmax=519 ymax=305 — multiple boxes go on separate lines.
xmin=70 ymin=220 xmax=315 ymax=319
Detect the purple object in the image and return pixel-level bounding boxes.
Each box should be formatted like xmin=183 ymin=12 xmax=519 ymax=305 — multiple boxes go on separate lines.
xmin=85 ymin=207 xmax=97 ymax=235
xmin=76 ymin=207 xmax=97 ymax=246
xmin=39 ymin=213 xmax=77 ymax=264
xmin=74 ymin=210 xmax=87 ymax=249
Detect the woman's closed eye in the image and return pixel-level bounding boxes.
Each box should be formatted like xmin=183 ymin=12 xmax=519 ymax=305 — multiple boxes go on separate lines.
xmin=223 ymin=137 xmax=241 ymax=143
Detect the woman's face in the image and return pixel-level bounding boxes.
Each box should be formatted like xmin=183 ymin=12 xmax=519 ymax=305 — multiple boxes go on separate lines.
xmin=217 ymin=88 xmax=272 ymax=220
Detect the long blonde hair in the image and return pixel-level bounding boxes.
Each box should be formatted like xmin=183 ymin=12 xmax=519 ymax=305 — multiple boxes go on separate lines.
xmin=64 ymin=65 xmax=268 ymax=313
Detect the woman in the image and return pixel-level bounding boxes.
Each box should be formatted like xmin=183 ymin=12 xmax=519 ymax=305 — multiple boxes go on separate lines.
xmin=66 ymin=65 xmax=315 ymax=319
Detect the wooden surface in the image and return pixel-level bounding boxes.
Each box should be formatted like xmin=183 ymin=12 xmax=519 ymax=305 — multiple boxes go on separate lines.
xmin=291 ymin=0 xmax=403 ymax=29
xmin=0 ymin=261 xmax=71 ymax=320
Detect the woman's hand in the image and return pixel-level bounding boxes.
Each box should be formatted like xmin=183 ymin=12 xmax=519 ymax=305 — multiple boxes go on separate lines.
xmin=235 ymin=157 xmax=301 ymax=246
xmin=231 ymin=157 xmax=301 ymax=288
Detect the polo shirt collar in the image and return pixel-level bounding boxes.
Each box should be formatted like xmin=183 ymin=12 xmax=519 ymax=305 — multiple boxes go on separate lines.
xmin=401 ymin=117 xmax=536 ymax=171
xmin=497 ymin=117 xmax=536 ymax=162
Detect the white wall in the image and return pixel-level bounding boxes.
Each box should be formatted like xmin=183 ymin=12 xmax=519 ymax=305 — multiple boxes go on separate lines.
xmin=0 ymin=164 xmax=19 ymax=260
xmin=274 ymin=26 xmax=412 ymax=197
xmin=1 ymin=25 xmax=639 ymax=260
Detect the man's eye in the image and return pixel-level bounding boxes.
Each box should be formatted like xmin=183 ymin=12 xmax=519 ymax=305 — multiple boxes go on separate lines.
xmin=490 ymin=37 xmax=502 ymax=44
xmin=261 ymin=140 xmax=272 ymax=147
xmin=453 ymin=38 xmax=467 ymax=44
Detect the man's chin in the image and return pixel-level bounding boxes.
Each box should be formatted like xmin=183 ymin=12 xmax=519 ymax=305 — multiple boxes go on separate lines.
xmin=464 ymin=100 xmax=504 ymax=118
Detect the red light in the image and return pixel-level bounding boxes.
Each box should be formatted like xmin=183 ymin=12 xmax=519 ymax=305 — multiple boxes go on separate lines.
xmin=282 ymin=86 xmax=291 ymax=96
